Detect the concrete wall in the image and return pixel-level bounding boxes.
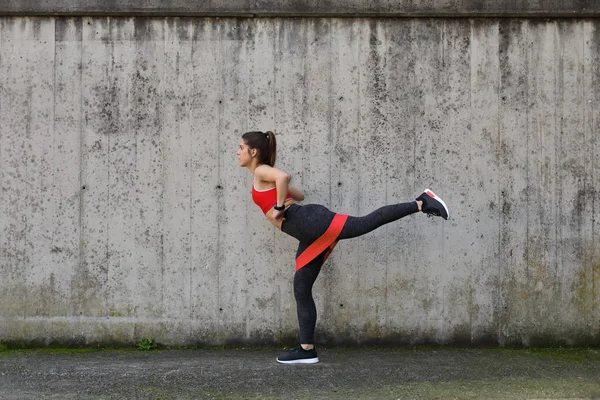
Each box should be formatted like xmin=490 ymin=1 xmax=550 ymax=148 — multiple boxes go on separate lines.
xmin=0 ymin=16 xmax=598 ymax=347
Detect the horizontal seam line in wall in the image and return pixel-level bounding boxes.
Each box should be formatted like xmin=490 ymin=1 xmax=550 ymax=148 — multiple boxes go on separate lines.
xmin=2 ymin=316 xmax=215 ymax=323
xmin=0 ymin=13 xmax=599 ymax=19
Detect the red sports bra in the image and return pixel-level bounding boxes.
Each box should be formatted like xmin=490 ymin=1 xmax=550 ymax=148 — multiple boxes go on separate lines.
xmin=252 ymin=181 xmax=291 ymax=214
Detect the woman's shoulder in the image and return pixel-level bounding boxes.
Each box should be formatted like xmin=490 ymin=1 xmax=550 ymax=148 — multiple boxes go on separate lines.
xmin=255 ymin=164 xmax=286 ymax=180
xmin=255 ymin=165 xmax=291 ymax=189
xmin=254 ymin=164 xmax=273 ymax=175
xmin=253 ymin=165 xmax=274 ymax=189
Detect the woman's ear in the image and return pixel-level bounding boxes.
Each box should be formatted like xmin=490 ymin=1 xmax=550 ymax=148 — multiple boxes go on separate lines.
xmin=251 ymin=148 xmax=257 ymax=157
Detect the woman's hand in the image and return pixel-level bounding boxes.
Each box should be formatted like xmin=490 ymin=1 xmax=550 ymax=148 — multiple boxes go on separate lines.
xmin=272 ymin=208 xmax=285 ymax=221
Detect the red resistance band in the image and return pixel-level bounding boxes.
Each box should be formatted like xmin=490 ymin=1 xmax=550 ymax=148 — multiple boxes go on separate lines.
xmin=295 ymin=213 xmax=349 ymax=271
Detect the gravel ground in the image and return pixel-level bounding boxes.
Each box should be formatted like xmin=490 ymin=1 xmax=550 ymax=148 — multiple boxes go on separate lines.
xmin=1 ymin=347 xmax=599 ymax=399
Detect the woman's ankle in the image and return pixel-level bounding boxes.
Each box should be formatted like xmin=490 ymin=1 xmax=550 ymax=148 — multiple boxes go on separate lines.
xmin=301 ymin=344 xmax=314 ymax=350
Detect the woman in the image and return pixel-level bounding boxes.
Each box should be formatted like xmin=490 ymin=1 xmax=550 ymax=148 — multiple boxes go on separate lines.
xmin=237 ymin=130 xmax=449 ymax=364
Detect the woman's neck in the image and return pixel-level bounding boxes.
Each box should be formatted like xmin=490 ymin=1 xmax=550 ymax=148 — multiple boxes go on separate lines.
xmin=248 ymin=161 xmax=261 ymax=175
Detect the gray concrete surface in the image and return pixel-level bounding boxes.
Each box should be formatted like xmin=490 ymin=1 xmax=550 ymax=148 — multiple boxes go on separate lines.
xmin=0 ymin=348 xmax=599 ymax=399
xmin=0 ymin=16 xmax=599 ymax=347
xmin=1 ymin=0 xmax=600 ymax=17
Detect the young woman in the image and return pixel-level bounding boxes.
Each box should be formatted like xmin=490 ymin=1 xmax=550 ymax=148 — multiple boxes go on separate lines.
xmin=237 ymin=130 xmax=449 ymax=364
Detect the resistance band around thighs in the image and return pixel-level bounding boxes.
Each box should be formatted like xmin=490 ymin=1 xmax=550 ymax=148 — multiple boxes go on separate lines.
xmin=295 ymin=213 xmax=348 ymax=271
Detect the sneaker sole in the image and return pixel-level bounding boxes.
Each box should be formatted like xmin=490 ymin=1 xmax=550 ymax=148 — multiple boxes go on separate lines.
xmin=424 ymin=189 xmax=449 ymax=220
xmin=276 ymin=357 xmax=319 ymax=364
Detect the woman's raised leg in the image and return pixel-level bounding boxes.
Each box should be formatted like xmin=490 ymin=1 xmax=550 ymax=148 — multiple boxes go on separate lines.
xmin=338 ymin=201 xmax=420 ymax=240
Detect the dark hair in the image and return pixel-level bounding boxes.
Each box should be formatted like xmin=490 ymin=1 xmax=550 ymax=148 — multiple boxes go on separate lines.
xmin=241 ymin=130 xmax=277 ymax=167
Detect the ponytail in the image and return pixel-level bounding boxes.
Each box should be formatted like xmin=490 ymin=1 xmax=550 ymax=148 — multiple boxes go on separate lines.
xmin=241 ymin=130 xmax=277 ymax=167
xmin=265 ymin=131 xmax=276 ymax=167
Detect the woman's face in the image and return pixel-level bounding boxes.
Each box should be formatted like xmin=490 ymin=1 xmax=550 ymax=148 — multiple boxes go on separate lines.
xmin=237 ymin=140 xmax=254 ymax=167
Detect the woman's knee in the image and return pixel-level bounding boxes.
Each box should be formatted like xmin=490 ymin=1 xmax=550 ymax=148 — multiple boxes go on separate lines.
xmin=293 ymin=269 xmax=315 ymax=301
xmin=294 ymin=287 xmax=312 ymax=303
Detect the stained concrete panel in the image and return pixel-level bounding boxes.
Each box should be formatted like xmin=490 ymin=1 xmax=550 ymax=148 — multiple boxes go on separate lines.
xmin=188 ymin=20 xmax=222 ymax=343
xmin=468 ymin=19 xmax=501 ymax=344
xmin=497 ymin=19 xmax=530 ymax=345
xmin=591 ymin=22 xmax=600 ymax=339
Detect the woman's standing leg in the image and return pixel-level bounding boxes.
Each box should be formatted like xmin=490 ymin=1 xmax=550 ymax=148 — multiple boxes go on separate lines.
xmin=294 ymin=248 xmax=324 ymax=347
xmin=276 ymin=243 xmax=324 ymax=364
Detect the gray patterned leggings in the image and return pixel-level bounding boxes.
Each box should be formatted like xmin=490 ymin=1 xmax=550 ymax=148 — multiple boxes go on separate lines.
xmin=281 ymin=201 xmax=419 ymax=344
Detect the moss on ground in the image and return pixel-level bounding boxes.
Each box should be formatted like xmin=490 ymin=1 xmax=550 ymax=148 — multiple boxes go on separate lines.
xmin=211 ymin=379 xmax=600 ymax=400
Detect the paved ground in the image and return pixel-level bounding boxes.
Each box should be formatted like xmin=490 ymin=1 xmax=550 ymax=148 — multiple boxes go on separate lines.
xmin=1 ymin=347 xmax=599 ymax=399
